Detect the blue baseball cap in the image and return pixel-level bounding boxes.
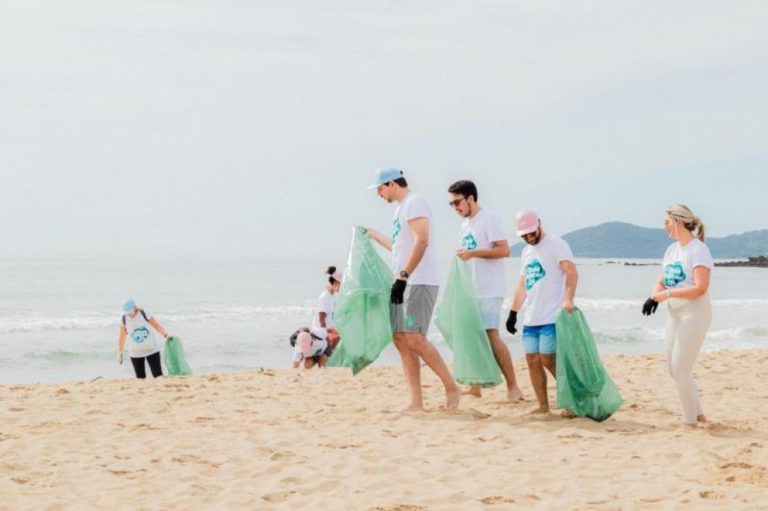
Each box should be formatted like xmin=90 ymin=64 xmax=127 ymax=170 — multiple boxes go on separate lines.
xmin=121 ymin=298 xmax=136 ymax=314
xmin=367 ymin=166 xmax=405 ymax=189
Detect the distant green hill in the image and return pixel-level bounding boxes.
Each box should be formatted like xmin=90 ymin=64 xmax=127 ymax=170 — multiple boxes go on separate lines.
xmin=510 ymin=222 xmax=768 ymax=259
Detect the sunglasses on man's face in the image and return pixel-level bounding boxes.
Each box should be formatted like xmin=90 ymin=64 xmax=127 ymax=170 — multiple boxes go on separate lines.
xmin=521 ymin=230 xmax=538 ymax=240
xmin=448 ymin=197 xmax=466 ymax=208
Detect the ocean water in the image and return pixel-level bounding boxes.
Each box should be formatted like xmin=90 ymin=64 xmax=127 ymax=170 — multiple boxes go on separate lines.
xmin=0 ymin=257 xmax=766 ymax=384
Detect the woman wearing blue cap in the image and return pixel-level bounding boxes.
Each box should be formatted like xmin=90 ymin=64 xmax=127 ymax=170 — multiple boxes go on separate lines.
xmin=117 ymin=298 xmax=172 ymax=379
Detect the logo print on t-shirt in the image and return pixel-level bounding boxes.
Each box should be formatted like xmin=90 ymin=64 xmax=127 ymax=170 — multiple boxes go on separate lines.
xmin=131 ymin=325 xmax=150 ymax=344
xmin=664 ymin=262 xmax=686 ymax=288
xmin=392 ymin=218 xmax=402 ymax=245
xmin=525 ymin=259 xmax=546 ymax=291
xmin=462 ymin=232 xmax=478 ymax=250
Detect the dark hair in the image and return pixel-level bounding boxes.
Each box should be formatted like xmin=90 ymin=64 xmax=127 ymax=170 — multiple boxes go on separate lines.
xmin=392 ymin=177 xmax=408 ymax=188
xmin=327 ymin=265 xmax=339 ymax=284
xmin=448 ymin=180 xmax=478 ymax=202
xmin=290 ymin=326 xmax=321 ymax=347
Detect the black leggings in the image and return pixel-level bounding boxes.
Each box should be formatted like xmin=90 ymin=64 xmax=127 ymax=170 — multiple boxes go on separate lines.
xmin=130 ymin=352 xmax=163 ymax=379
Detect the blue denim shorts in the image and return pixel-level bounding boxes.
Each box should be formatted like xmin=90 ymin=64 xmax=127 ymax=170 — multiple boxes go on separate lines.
xmin=522 ymin=324 xmax=557 ymax=354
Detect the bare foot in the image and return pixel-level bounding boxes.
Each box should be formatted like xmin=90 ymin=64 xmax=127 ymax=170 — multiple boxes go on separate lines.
xmin=697 ymin=414 xmax=708 ymax=424
xmin=560 ymin=409 xmax=577 ymax=419
xmin=445 ymin=387 xmax=461 ymax=411
xmin=507 ymin=386 xmax=524 ymax=402
xmin=462 ymin=386 xmax=482 ymax=398
xmin=682 ymin=422 xmax=698 ymax=430
xmin=402 ymin=403 xmax=425 ymax=413
xmin=525 ymin=406 xmax=550 ymax=415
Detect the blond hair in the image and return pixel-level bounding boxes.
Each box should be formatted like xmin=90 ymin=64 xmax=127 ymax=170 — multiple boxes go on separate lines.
xmin=666 ymin=204 xmax=706 ymax=242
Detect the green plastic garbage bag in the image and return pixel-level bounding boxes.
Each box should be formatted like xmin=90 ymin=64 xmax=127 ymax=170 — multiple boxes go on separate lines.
xmin=556 ymin=308 xmax=623 ymax=421
xmin=434 ymin=257 xmax=502 ymax=387
xmin=164 ymin=336 xmax=192 ymax=376
xmin=328 ymin=227 xmax=393 ymax=374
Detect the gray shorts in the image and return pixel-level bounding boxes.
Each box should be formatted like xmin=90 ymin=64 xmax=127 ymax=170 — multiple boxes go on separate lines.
xmin=390 ymin=285 xmax=439 ymax=335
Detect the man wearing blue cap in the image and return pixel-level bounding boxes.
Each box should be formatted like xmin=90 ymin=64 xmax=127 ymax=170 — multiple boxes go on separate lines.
xmin=366 ymin=167 xmax=460 ymax=411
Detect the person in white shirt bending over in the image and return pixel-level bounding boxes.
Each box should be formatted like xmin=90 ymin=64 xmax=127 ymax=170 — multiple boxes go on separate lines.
xmin=117 ymin=298 xmax=172 ymax=379
xmin=447 ymin=179 xmax=523 ymax=402
xmin=506 ymin=210 xmax=578 ymax=415
xmin=641 ymin=204 xmax=713 ymax=429
xmin=365 ymin=167 xmax=460 ymax=412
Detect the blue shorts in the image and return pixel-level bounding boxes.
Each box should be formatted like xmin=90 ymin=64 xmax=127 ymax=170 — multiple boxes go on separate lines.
xmin=478 ymin=298 xmax=504 ymax=330
xmin=522 ymin=324 xmax=557 ymax=354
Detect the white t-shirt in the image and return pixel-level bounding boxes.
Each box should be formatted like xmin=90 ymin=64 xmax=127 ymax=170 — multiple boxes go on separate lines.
xmin=292 ymin=331 xmax=328 ymax=363
xmin=460 ymin=208 xmax=507 ymax=299
xmin=123 ymin=310 xmax=159 ymax=357
xmin=392 ymin=192 xmax=440 ymax=286
xmin=662 ymin=239 xmax=714 ymax=289
xmin=520 ymin=235 xmax=575 ymax=326
xmin=311 ymin=288 xmax=336 ymax=330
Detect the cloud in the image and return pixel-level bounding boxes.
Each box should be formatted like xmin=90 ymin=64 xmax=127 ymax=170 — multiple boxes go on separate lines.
xmin=1 ymin=1 xmax=766 ymax=257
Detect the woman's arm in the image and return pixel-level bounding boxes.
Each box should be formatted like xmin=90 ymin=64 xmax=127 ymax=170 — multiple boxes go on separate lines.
xmin=653 ymin=267 xmax=711 ymax=302
xmin=148 ymin=316 xmax=170 ymax=340
xmin=651 ymin=273 xmax=665 ymax=297
xmin=117 ymin=326 xmax=127 ymax=363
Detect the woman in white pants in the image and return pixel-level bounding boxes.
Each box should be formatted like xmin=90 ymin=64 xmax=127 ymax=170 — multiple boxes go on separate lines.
xmin=642 ymin=204 xmax=713 ymax=429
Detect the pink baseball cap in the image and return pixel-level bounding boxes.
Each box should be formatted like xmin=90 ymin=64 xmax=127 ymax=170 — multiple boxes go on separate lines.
xmin=296 ymin=332 xmax=313 ymax=357
xmin=515 ymin=209 xmax=540 ymax=236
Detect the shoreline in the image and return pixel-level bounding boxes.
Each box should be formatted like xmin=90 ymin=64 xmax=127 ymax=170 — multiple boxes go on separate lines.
xmin=2 ymin=349 xmax=767 ymax=509
xmin=3 ymin=343 xmax=765 ymax=387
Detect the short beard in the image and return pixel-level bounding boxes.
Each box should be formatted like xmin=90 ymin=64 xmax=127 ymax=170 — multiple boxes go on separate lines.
xmin=525 ymin=231 xmax=542 ymax=245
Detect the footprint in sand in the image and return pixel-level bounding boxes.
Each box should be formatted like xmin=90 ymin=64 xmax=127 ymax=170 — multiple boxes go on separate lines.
xmin=261 ymin=490 xmax=297 ymax=502
xmin=480 ymin=496 xmax=516 ymax=504
xmin=720 ymin=462 xmax=753 ymax=469
xmin=269 ymin=451 xmax=295 ymax=461
xmin=699 ymin=490 xmax=724 ymax=500
xmin=172 ymin=454 xmax=221 ymax=468
xmin=371 ymin=506 xmax=427 ymax=511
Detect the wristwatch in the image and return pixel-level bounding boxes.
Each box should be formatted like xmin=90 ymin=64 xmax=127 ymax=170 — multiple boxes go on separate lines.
xmin=399 ymin=270 xmax=410 ymax=280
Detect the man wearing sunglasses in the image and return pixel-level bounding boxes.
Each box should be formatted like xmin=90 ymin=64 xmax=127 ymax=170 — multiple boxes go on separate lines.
xmin=447 ymin=180 xmax=523 ymax=402
xmin=506 ymin=209 xmax=578 ymax=415
xmin=365 ymin=167 xmax=460 ymax=412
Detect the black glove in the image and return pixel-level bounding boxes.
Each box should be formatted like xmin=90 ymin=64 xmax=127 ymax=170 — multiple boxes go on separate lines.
xmin=390 ymin=279 xmax=407 ymax=305
xmin=642 ymin=298 xmax=659 ymax=316
xmin=505 ymin=310 xmax=518 ymax=335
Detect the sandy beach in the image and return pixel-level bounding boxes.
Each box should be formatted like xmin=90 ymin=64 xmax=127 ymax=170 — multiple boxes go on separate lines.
xmin=1 ymin=349 xmax=767 ymax=510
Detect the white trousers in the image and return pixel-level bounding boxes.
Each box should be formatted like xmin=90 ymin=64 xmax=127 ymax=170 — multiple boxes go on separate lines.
xmin=664 ymin=294 xmax=712 ymax=424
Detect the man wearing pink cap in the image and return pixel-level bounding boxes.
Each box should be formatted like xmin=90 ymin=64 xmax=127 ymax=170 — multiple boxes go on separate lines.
xmin=365 ymin=167 xmax=460 ymax=412
xmin=506 ymin=209 xmax=578 ymax=414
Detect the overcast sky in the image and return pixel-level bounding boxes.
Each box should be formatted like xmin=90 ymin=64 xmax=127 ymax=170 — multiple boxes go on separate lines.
xmin=1 ymin=1 xmax=766 ymax=262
